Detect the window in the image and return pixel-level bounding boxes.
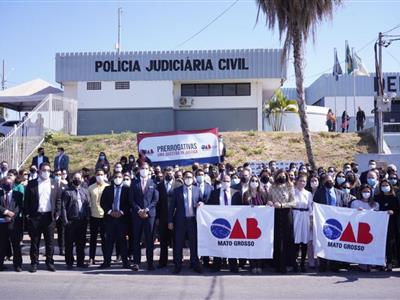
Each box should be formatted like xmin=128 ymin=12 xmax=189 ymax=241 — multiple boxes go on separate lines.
xmin=115 ymin=81 xmax=130 ymax=90
xmin=87 ymin=82 xmax=101 ymax=90
xmin=181 ymin=83 xmax=251 ymax=97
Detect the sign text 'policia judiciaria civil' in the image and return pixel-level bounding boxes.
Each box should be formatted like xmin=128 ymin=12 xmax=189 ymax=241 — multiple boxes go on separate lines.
xmin=95 ymin=58 xmax=249 ymax=73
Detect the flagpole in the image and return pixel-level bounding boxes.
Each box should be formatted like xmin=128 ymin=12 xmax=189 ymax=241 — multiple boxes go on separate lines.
xmin=344 ymin=40 xmax=349 ymax=126
xmin=333 ymin=48 xmax=338 ymax=131
xmin=352 ymin=47 xmax=356 ymax=132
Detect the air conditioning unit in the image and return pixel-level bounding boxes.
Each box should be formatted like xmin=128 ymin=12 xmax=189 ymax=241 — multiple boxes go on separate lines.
xmin=178 ymin=97 xmax=193 ymax=107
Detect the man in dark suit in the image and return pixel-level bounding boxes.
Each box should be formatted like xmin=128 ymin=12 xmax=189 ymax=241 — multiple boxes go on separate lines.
xmin=168 ymin=170 xmax=203 ymax=274
xmin=99 ymin=171 xmax=131 ymax=269
xmin=61 ymin=172 xmax=91 ymax=269
xmin=130 ymin=162 xmax=159 ymax=271
xmin=232 ymin=168 xmax=250 ymax=197
xmin=31 ymin=147 xmax=50 ymax=169
xmin=54 ymin=147 xmax=70 ymax=171
xmin=313 ymin=174 xmax=347 ymax=272
xmin=25 ymin=162 xmax=62 ymax=273
xmin=156 ymin=166 xmax=181 ymax=268
xmin=208 ymin=175 xmax=242 ymax=272
xmin=0 ymin=177 xmax=24 ymax=272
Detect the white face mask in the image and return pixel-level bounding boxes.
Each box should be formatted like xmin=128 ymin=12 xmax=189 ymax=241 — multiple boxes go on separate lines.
xmin=114 ymin=177 xmax=123 ymax=186
xmin=123 ymin=179 xmax=131 ymax=187
xmin=115 ymin=167 xmax=122 ymax=172
xmin=140 ymin=169 xmax=149 ymax=178
xmin=362 ymin=192 xmax=371 ymax=199
xmin=196 ymin=176 xmax=204 ymax=184
xmin=41 ymin=171 xmax=50 ymax=180
xmin=221 ymin=182 xmax=230 ymax=190
xmin=96 ymin=175 xmax=104 ymax=183
xmin=250 ymin=181 xmax=259 ymax=189
xmin=54 ymin=176 xmax=61 ymax=182
xmin=184 ymin=178 xmax=193 ymax=186
xmin=369 ymin=164 xmax=376 ymax=170
xmin=232 ymin=178 xmax=240 ymax=185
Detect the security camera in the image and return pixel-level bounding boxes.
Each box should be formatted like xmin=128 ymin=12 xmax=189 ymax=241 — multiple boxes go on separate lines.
xmin=389 ymin=92 xmax=397 ymax=100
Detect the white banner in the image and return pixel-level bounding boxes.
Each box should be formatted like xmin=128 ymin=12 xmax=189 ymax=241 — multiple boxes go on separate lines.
xmin=197 ymin=205 xmax=274 ymax=259
xmin=313 ymin=203 xmax=389 ymax=266
xmin=137 ymin=128 xmax=220 ymax=167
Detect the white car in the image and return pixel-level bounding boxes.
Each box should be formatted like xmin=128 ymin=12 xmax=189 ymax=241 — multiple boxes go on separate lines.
xmin=0 ymin=120 xmax=20 ymax=137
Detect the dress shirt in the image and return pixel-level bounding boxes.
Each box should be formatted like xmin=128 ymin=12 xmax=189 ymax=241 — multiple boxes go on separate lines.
xmin=37 ymin=156 xmax=44 ymax=168
xmin=113 ymin=185 xmax=121 ymax=212
xmin=88 ymin=182 xmax=109 ymax=218
xmin=184 ymin=185 xmax=194 ymax=217
xmin=219 ymin=188 xmax=231 ymax=206
xmin=38 ymin=177 xmax=52 ymax=213
xmin=199 ymin=183 xmax=205 ymax=196
xmin=165 ymin=180 xmax=172 ymax=193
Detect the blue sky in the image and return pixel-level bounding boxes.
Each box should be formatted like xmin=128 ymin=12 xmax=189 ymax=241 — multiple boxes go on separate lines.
xmin=1 ymin=0 xmax=400 ymax=89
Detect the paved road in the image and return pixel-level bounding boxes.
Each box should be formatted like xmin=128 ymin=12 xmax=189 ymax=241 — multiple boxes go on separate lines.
xmin=0 ymin=258 xmax=399 ymax=299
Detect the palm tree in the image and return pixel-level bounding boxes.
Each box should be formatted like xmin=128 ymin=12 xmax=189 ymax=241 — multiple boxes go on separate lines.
xmin=256 ymin=0 xmax=342 ymax=169
xmin=265 ymin=89 xmax=298 ymax=131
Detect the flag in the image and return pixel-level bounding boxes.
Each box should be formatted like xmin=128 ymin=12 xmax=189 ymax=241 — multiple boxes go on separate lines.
xmin=353 ymin=51 xmax=369 ymax=76
xmin=332 ymin=48 xmax=343 ymax=81
xmin=345 ymin=40 xmax=354 ymax=74
xmin=313 ymin=203 xmax=389 ymax=266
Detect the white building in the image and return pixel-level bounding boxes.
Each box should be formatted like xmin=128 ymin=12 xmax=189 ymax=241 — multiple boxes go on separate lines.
xmin=56 ymin=49 xmax=286 ymax=135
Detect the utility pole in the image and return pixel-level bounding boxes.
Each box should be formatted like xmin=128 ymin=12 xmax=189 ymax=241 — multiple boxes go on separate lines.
xmin=1 ymin=59 xmax=5 ymax=90
xmin=377 ymin=32 xmax=384 ymax=154
xmin=116 ymin=7 xmax=122 ymax=53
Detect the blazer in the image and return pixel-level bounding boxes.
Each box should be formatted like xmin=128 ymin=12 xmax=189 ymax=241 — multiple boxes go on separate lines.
xmin=313 ymin=187 xmax=347 ymax=207
xmin=0 ymin=189 xmax=24 ymax=221
xmin=156 ymin=180 xmax=181 ymax=222
xmin=100 ymin=184 xmax=131 ymax=221
xmin=196 ymin=182 xmax=214 ymax=204
xmin=24 ymin=178 xmax=62 ymax=220
xmin=31 ymin=155 xmax=50 ymax=169
xmin=130 ymin=178 xmax=159 ymax=218
xmin=54 ymin=154 xmax=70 ymax=171
xmin=61 ymin=186 xmax=91 ymax=224
xmin=168 ymin=185 xmax=203 ymax=225
xmin=208 ymin=188 xmax=242 ymax=206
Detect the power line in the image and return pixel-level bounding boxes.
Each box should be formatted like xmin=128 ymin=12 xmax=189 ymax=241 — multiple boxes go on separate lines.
xmin=174 ymin=0 xmax=240 ymax=49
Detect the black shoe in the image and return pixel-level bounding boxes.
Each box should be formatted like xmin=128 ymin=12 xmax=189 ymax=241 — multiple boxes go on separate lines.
xmin=300 ymin=263 xmax=307 ymax=273
xmin=66 ymin=265 xmax=73 ymax=270
xmin=59 ymin=250 xmax=64 ymax=256
xmin=98 ymin=263 xmax=110 ymax=269
xmin=230 ymin=267 xmax=239 ymax=273
xmin=131 ymin=264 xmax=139 ymax=271
xmin=29 ymin=264 xmax=37 ymax=273
xmin=114 ymin=255 xmax=121 ymax=263
xmin=0 ymin=265 xmax=8 ymax=271
xmin=386 ymin=263 xmax=393 ymax=272
xmin=123 ymin=262 xmax=131 ymax=269
xmin=77 ymin=263 xmax=89 ymax=269
xmin=14 ymin=266 xmax=22 ymax=272
xmin=46 ymin=264 xmax=56 ymax=272
xmin=210 ymin=267 xmax=220 ymax=273
xmin=147 ymin=264 xmax=155 ymax=271
xmin=293 ymin=263 xmax=299 ymax=273
xmin=193 ymin=265 xmax=203 ymax=274
xmin=173 ymin=266 xmax=181 ymax=274
xmin=157 ymin=263 xmax=167 ymax=269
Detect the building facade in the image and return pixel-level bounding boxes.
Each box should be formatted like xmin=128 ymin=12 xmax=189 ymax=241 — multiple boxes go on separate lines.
xmin=56 ymin=49 xmax=286 ymax=135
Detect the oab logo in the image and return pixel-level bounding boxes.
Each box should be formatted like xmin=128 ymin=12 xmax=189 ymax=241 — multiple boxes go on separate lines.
xmin=201 ymin=144 xmax=211 ymax=150
xmin=211 ymin=218 xmax=261 ymax=240
xmin=323 ymin=218 xmax=373 ymax=245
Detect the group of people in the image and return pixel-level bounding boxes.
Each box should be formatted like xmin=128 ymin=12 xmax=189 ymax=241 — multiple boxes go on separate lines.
xmin=326 ymin=106 xmax=366 ymax=132
xmin=0 ymin=147 xmax=399 ymax=275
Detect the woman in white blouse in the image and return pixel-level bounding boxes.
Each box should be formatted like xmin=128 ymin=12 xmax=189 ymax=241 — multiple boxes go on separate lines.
xmin=293 ymin=174 xmax=313 ymax=272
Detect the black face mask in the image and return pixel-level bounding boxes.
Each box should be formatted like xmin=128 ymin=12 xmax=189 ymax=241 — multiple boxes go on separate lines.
xmin=260 ymin=176 xmax=269 ymax=184
xmin=324 ymin=182 xmax=334 ymax=189
xmin=165 ymin=175 xmax=173 ymax=181
xmin=347 ymin=176 xmax=355 ymax=184
xmin=72 ymin=179 xmax=81 ymax=187
xmin=276 ymin=177 xmax=286 ymax=184
xmin=352 ymin=167 xmax=359 ymax=173
xmin=241 ymin=177 xmax=250 ymax=184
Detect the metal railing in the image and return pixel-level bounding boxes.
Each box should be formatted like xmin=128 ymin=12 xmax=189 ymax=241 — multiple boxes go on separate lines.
xmin=0 ymin=94 xmax=77 ymax=170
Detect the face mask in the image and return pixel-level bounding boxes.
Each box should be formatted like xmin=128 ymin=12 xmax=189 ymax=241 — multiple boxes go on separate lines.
xmin=39 ymin=152 xmax=45 ymax=156
xmin=129 ymin=158 xmax=134 ymax=163
xmin=30 ymin=168 xmax=37 ymax=174
xmin=96 ymin=175 xmax=104 ymax=183
xmin=250 ymin=181 xmax=259 ymax=189
xmin=123 ymin=179 xmax=131 ymax=187
xmin=328 ymin=172 xmax=334 ymax=178
xmin=115 ymin=167 xmax=122 ymax=172
xmin=41 ymin=171 xmax=50 ymax=180
xmin=232 ymin=178 xmax=240 ymax=185
xmin=72 ymin=179 xmax=81 ymax=187
xmin=324 ymin=182 xmax=334 ymax=189
xmin=368 ymin=164 xmax=376 ymax=170
xmin=221 ymin=182 xmax=230 ymax=190
xmin=184 ymin=178 xmax=193 ymax=186
xmin=344 ymin=168 xmax=351 ymax=174
xmin=260 ymin=176 xmax=269 ymax=184
xmin=196 ymin=176 xmax=204 ymax=184
xmin=381 ymin=186 xmax=390 ymax=193
xmin=389 ymin=179 xmax=398 ymax=186
xmin=204 ymin=168 xmax=209 ymax=174
xmin=311 ymin=181 xmax=319 ymax=189
xmin=343 ymin=188 xmax=350 ymax=194
xmin=276 ymin=177 xmax=286 ymax=184
xmin=367 ymin=178 xmax=377 ymax=186
xmin=140 ymin=169 xmax=149 ymax=178
xmin=216 ymin=184 xmax=222 ymax=189
xmin=347 ymin=176 xmax=355 ymax=184
xmin=2 ymin=184 xmax=12 ymax=192
xmin=241 ymin=176 xmax=250 ymax=184
xmin=114 ymin=178 xmax=123 ymax=186
xmin=165 ymin=175 xmax=173 ymax=181
xmin=54 ymin=176 xmax=61 ymax=182
xmin=362 ymin=192 xmax=371 ymax=199
xmin=1 ymin=166 xmax=7 ymax=172
xmin=336 ymin=177 xmax=346 ymax=185
xmin=99 ymin=155 xmax=105 ymax=160
xmin=353 ymin=167 xmax=359 ymax=173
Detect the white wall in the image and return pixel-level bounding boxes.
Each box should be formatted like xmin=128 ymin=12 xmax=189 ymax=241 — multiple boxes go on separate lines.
xmin=68 ymin=81 xmax=174 ymax=109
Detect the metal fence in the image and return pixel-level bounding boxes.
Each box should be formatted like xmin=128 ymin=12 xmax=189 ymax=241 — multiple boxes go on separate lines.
xmin=0 ymin=94 xmax=77 ymax=170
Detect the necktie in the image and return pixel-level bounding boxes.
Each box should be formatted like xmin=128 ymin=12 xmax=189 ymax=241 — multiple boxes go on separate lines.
xmin=113 ymin=187 xmax=120 ymax=211
xmin=4 ymin=192 xmax=9 ymax=208
xmin=76 ymin=189 xmax=82 ymax=212
xmin=224 ymin=190 xmax=228 ymax=205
